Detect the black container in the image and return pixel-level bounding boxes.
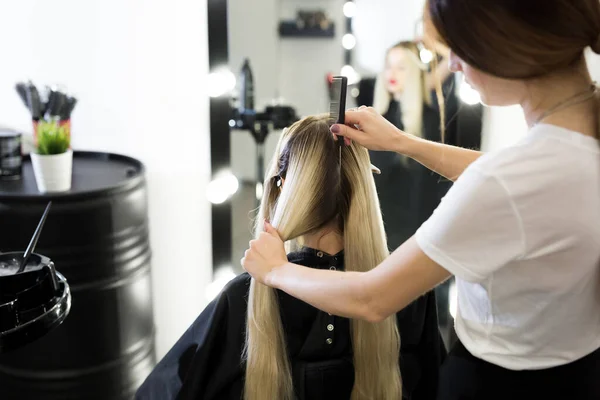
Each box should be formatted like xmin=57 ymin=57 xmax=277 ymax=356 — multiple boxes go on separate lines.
xmin=0 ymin=129 xmax=22 ymax=180
xmin=0 ymin=252 xmax=71 ymax=353
xmin=0 ymin=151 xmax=155 ymax=400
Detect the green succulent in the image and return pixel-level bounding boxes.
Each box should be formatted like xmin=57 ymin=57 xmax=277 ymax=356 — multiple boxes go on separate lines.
xmin=36 ymin=120 xmax=70 ymax=155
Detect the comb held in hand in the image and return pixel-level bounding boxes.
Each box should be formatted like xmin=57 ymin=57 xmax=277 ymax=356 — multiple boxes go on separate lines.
xmin=329 ymin=76 xmax=348 ymax=128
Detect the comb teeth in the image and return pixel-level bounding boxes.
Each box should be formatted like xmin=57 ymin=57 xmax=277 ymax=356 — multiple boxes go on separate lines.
xmin=329 ymin=101 xmax=340 ymax=125
xmin=329 ymin=76 xmax=347 ymax=126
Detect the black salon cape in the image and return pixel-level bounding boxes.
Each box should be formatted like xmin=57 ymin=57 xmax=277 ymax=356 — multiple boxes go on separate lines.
xmin=135 ymin=248 xmax=445 ymax=400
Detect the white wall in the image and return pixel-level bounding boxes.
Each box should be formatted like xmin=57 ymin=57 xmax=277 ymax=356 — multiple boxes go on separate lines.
xmin=480 ymin=49 xmax=600 ymax=151
xmin=586 ymin=49 xmax=600 ymax=93
xmin=480 ymin=106 xmax=528 ymax=152
xmin=228 ymin=0 xmax=279 ymax=112
xmin=0 ymin=0 xmax=212 ymax=359
xmin=228 ymin=0 xmax=345 ymax=117
xmin=228 ymin=0 xmax=346 ymax=180
xmin=278 ymin=0 xmax=345 ymax=117
xmin=354 ymin=0 xmax=426 ymax=74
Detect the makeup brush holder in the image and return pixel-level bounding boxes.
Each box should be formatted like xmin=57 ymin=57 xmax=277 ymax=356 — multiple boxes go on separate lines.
xmin=30 ymin=149 xmax=73 ymax=193
xmin=0 ymin=252 xmax=71 ymax=353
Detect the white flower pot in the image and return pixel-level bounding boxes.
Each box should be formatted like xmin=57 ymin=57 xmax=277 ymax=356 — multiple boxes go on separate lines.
xmin=31 ymin=149 xmax=73 ymax=193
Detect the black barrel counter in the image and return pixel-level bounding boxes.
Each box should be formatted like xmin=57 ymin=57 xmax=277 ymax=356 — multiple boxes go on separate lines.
xmin=0 ymin=151 xmax=155 ymax=400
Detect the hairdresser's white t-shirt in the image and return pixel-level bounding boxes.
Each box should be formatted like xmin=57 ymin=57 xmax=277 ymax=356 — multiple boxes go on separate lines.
xmin=416 ymin=123 xmax=600 ymax=370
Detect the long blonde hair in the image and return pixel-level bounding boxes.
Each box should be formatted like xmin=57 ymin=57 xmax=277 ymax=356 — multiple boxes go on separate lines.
xmin=373 ymin=41 xmax=432 ymax=138
xmin=243 ymin=115 xmax=402 ymax=400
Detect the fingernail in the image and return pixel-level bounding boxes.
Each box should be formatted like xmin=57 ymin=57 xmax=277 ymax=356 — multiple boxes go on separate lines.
xmin=332 ymin=133 xmax=338 ymax=141
xmin=330 ymin=124 xmax=340 ymax=134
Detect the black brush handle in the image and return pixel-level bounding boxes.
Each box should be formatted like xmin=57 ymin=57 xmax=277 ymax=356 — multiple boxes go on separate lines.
xmin=15 ymin=83 xmax=29 ymax=108
xmin=26 ymin=83 xmax=42 ymax=121
xmin=17 ymin=201 xmax=52 ymax=274
xmin=40 ymin=86 xmax=51 ymax=117
xmin=61 ymin=96 xmax=77 ymax=120
xmin=45 ymin=88 xmax=59 ymax=118
xmin=53 ymin=92 xmax=68 ymax=119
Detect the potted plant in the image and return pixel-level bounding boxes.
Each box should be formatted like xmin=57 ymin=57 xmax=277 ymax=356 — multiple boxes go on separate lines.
xmin=30 ymin=119 xmax=72 ymax=192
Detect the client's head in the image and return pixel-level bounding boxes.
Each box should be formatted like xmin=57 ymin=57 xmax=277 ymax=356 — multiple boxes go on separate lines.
xmin=243 ymin=114 xmax=402 ymax=400
xmin=260 ymin=114 xmax=379 ymax=245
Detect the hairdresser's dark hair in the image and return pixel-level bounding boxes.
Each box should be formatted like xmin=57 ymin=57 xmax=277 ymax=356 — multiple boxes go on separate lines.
xmin=427 ymin=0 xmax=600 ymax=79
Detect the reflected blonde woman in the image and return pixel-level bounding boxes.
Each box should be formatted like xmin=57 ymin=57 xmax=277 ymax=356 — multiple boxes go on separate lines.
xmin=373 ymin=41 xmax=433 ymax=139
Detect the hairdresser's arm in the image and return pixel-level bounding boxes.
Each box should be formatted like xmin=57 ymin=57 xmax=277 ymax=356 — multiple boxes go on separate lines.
xmin=401 ymin=134 xmax=482 ymax=181
xmin=333 ymin=108 xmax=482 ymax=181
xmin=242 ymin=225 xmax=451 ymax=322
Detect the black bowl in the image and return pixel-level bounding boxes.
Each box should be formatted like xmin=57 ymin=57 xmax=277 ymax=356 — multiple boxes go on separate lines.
xmin=0 ymin=252 xmax=71 ymax=353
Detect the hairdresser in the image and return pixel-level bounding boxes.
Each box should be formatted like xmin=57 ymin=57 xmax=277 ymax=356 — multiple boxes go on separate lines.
xmin=242 ymin=0 xmax=600 ymax=399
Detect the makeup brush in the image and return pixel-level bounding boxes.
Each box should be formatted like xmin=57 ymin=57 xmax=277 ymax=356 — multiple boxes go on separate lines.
xmin=15 ymin=83 xmax=29 ymax=108
xmin=25 ymin=82 xmax=42 ymax=121
xmin=17 ymin=201 xmax=52 ymax=274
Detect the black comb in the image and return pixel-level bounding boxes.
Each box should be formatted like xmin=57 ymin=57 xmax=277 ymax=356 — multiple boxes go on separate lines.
xmin=329 ymin=76 xmax=347 ymax=177
xmin=329 ymin=76 xmax=348 ymax=137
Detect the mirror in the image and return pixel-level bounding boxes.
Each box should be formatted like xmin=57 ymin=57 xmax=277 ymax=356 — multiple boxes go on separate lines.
xmin=224 ymin=0 xmax=484 ymax=349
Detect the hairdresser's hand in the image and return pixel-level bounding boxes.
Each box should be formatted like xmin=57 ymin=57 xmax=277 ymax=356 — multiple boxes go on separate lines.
xmin=330 ymin=106 xmax=405 ymax=152
xmin=241 ymin=221 xmax=288 ymax=286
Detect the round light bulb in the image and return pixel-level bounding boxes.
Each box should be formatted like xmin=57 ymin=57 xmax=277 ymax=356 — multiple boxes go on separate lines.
xmin=208 ymin=68 xmax=236 ymax=98
xmin=342 ymin=34 xmax=356 ymax=50
xmin=340 ymin=65 xmax=361 ymax=85
xmin=206 ymin=171 xmax=239 ymax=204
xmin=419 ymin=48 xmax=433 ymax=64
xmin=343 ymin=2 xmax=356 ymax=18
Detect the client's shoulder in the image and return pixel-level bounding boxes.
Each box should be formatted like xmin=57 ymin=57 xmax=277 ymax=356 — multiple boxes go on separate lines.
xmin=205 ymin=272 xmax=252 ymax=319
xmin=220 ymin=272 xmax=252 ymax=298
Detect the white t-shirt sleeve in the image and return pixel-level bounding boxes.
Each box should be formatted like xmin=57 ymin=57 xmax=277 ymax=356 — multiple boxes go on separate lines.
xmin=415 ymin=165 xmax=525 ymax=282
